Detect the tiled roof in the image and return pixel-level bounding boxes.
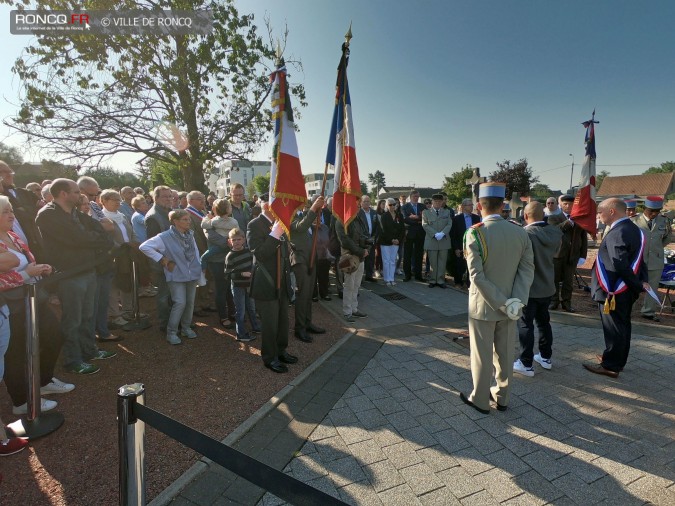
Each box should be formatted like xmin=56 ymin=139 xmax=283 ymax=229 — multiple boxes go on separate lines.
xmin=597 ymin=173 xmax=674 ymax=197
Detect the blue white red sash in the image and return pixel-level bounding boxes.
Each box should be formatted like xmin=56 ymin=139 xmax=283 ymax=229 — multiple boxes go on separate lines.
xmin=185 ymin=206 xmax=204 ymax=219
xmin=595 ymin=229 xmax=646 ymax=313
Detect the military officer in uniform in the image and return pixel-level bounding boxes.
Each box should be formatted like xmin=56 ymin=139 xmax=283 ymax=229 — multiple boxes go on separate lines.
xmin=632 ymin=196 xmax=671 ymax=322
xmin=625 ymin=200 xmax=637 ymax=218
xmin=289 ymin=195 xmax=327 ymax=342
xmin=422 ymin=194 xmax=452 ymax=288
xmin=551 ymin=194 xmax=588 ymax=312
xmin=247 ymin=194 xmax=297 ymax=373
xmin=460 ymin=183 xmax=534 ymax=414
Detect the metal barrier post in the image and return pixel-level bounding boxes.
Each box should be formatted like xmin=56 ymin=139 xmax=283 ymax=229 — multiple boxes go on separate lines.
xmin=7 ymin=284 xmax=64 ymax=439
xmin=118 ymin=383 xmax=146 ymax=506
xmin=123 ymin=259 xmax=151 ymax=331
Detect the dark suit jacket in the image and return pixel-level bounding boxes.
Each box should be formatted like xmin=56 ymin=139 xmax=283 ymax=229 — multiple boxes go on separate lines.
xmin=402 ymin=201 xmax=425 ymax=239
xmin=247 ymin=215 xmax=291 ymax=301
xmin=591 ymin=218 xmax=648 ymax=302
xmin=554 ymin=216 xmax=588 ymax=265
xmin=357 ymin=208 xmax=380 ymax=241
xmin=379 ymin=211 xmax=406 ymax=246
xmin=289 ymin=210 xmax=317 ymax=266
xmin=186 ymin=208 xmax=208 ymax=255
xmin=451 ymin=213 xmax=481 ymax=251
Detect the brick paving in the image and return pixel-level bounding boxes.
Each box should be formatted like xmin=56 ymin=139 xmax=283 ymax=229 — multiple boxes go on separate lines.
xmin=158 ymin=279 xmax=675 ymax=506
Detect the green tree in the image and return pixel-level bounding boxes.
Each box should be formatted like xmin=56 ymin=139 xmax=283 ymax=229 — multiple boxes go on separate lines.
xmin=490 ymin=158 xmax=539 ymax=200
xmin=595 ymin=170 xmax=610 ymax=190
xmin=82 ymin=166 xmax=143 ymax=190
xmin=360 ymin=180 xmax=368 ymax=197
xmin=441 ymin=165 xmax=474 ymax=208
xmin=643 ymin=161 xmax=675 ymax=174
xmin=367 ymin=170 xmax=386 ymax=196
xmin=252 ymin=173 xmax=270 ymax=194
xmin=529 ymin=183 xmax=552 ymax=199
xmin=6 ymin=0 xmax=305 ymax=191
xmin=148 ymin=159 xmax=183 ymax=189
xmin=246 ymin=181 xmax=257 ymax=200
xmin=0 ymin=142 xmax=23 ymax=166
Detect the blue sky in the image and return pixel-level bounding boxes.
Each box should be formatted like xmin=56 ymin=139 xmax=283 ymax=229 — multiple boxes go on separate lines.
xmin=1 ymin=0 xmax=674 ymax=192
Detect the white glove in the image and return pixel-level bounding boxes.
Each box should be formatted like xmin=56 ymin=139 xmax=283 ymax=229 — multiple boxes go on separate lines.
xmin=577 ymin=258 xmax=586 ymax=267
xmin=270 ymin=221 xmax=284 ymax=239
xmin=434 ymin=232 xmax=444 ymax=241
xmin=501 ymin=298 xmax=524 ymax=320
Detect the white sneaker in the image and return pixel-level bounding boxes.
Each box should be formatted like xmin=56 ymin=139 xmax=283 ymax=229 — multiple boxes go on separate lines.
xmin=534 ymin=353 xmax=552 ymax=370
xmin=513 ymin=359 xmax=535 ymax=377
xmin=41 ymin=377 xmax=75 ymax=395
xmin=13 ymin=398 xmax=58 ymax=415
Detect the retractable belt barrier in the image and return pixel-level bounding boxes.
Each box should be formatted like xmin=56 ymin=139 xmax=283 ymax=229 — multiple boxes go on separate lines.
xmin=118 ymin=383 xmax=347 ymax=506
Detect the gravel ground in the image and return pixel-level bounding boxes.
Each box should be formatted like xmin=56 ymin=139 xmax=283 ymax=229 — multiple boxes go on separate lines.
xmin=0 ymin=298 xmax=346 ymax=505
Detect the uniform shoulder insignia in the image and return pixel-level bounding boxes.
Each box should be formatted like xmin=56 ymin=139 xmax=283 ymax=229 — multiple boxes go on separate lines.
xmin=470 ymin=222 xmax=484 ymax=229
xmin=507 ymin=219 xmax=522 ymax=226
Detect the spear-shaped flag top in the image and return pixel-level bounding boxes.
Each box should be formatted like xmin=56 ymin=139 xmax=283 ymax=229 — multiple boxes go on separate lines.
xmin=326 ymin=27 xmax=361 ymax=232
xmin=269 ymin=57 xmax=307 ymax=235
xmin=571 ymin=109 xmax=599 ymax=235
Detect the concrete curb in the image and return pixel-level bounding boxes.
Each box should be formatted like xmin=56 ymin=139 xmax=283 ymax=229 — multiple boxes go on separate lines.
xmin=148 ymin=328 xmax=357 ymax=506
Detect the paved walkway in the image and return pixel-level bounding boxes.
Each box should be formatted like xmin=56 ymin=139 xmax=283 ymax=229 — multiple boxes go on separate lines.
xmin=157 ymin=280 xmax=675 ymax=506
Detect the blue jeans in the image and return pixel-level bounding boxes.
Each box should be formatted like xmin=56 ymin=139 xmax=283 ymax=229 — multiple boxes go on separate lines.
xmin=0 ymin=304 xmax=9 ymax=379
xmin=94 ymin=269 xmax=114 ymax=337
xmin=59 ymin=271 xmax=98 ymax=368
xmin=167 ymin=281 xmax=197 ymax=336
xmin=231 ymin=285 xmax=260 ymax=338
xmin=151 ymin=263 xmax=171 ymax=328
xmin=208 ymin=261 xmax=235 ymax=321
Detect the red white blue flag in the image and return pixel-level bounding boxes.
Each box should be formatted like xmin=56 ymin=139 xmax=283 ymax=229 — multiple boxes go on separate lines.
xmin=571 ymin=110 xmax=598 ymax=234
xmin=326 ymin=40 xmax=361 ymax=231
xmin=269 ymin=60 xmax=307 ymax=235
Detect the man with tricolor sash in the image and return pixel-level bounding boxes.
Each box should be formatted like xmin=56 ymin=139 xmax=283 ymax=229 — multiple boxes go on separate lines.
xmin=584 ymin=198 xmax=649 ymax=378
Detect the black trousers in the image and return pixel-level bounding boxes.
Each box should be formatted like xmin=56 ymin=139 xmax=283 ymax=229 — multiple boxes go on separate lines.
xmin=256 ymin=288 xmax=290 ymax=365
xmin=454 ymin=255 xmax=469 ymax=286
xmin=293 ymin=263 xmax=316 ymax=332
xmin=553 ymin=259 xmax=575 ymax=307
xmin=313 ymin=258 xmax=330 ymax=298
xmin=403 ymin=235 xmax=425 ymax=278
xmin=517 ymin=296 xmax=553 ymax=367
xmin=363 ymin=244 xmax=376 ymax=278
xmin=3 ymin=303 xmax=64 ymax=407
xmin=598 ymin=292 xmax=636 ymax=372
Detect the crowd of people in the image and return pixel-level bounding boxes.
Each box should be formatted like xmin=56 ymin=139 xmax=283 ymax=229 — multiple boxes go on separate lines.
xmin=0 ymin=158 xmax=671 ymax=460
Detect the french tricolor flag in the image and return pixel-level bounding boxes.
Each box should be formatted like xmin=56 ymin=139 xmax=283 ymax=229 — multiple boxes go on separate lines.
xmin=269 ymin=60 xmax=307 ymax=235
xmin=326 ymin=40 xmax=361 ymax=232
xmin=571 ymin=110 xmax=598 ymax=235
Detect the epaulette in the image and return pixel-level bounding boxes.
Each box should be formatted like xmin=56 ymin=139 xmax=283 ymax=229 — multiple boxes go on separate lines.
xmin=470 ymin=222 xmax=484 ymax=229
xmin=507 ymin=219 xmax=522 ymax=226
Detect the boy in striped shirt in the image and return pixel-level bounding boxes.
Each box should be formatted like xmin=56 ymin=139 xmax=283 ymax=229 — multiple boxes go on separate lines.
xmin=224 ymin=228 xmax=261 ymax=342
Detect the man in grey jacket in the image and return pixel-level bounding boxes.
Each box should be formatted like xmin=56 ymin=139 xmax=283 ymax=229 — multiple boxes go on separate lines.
xmin=515 ymin=202 xmax=563 ymax=377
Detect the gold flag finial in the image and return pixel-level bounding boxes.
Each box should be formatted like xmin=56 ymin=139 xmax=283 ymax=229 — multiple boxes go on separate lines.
xmin=344 ymin=22 xmax=352 ymax=46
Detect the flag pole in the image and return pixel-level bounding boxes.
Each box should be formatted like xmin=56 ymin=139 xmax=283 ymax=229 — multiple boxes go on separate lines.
xmin=309 ymin=24 xmax=352 ymax=271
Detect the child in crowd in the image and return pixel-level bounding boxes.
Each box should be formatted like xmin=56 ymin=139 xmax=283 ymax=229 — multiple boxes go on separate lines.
xmin=223 ymin=227 xmax=260 ymax=342
xmin=200 ymin=198 xmax=239 ymax=270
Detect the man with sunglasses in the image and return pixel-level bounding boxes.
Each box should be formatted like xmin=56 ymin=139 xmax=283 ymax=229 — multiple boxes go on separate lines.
xmin=631 ymin=196 xmax=671 ymax=322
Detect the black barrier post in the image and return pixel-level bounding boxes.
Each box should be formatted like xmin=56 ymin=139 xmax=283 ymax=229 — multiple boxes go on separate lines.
xmin=7 ymin=284 xmax=64 ymax=439
xmin=118 ymin=383 xmax=146 ymax=506
xmin=123 ymin=259 xmax=151 ymax=331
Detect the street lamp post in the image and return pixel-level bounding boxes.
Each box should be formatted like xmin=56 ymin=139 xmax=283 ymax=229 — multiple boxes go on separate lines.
xmin=569 ymin=153 xmax=575 ymax=192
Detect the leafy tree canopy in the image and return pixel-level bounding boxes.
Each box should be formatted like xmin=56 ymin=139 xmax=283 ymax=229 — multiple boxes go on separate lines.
xmin=643 ymin=161 xmax=675 ymax=174
xmin=6 ymin=0 xmax=305 ymax=192
xmin=595 ymin=170 xmax=610 ymax=190
xmin=368 ymin=170 xmax=386 ymax=197
xmin=0 ymin=142 xmax=23 ymax=166
xmin=441 ymin=165 xmax=474 ymax=208
xmin=252 ymin=173 xmax=270 ymax=195
xmin=82 ymin=166 xmax=144 ymax=190
xmin=489 ymin=158 xmax=539 ymax=200
xmin=529 ymin=183 xmax=552 ymax=199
